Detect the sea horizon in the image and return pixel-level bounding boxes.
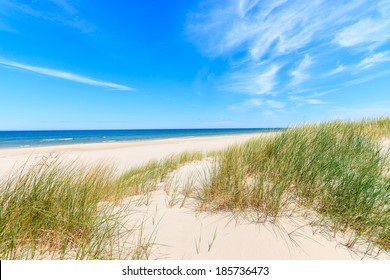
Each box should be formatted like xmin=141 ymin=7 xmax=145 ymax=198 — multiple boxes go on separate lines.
xmin=0 ymin=128 xmax=283 ymax=148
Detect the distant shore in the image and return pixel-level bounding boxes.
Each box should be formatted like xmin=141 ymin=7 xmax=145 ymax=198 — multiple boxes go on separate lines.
xmin=0 ymin=132 xmax=274 ymax=178
xmin=0 ymin=128 xmax=282 ymax=149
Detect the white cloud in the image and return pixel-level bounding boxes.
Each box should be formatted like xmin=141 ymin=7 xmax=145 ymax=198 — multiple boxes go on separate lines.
xmin=227 ymin=97 xmax=263 ymax=110
xmin=379 ymin=0 xmax=390 ymax=16
xmin=343 ymin=69 xmax=390 ymax=86
xmin=220 ymin=64 xmax=280 ymax=95
xmin=0 ymin=0 xmax=94 ymax=33
xmin=253 ymin=65 xmax=280 ymax=94
xmin=0 ymin=58 xmax=134 ymax=91
xmin=334 ymin=17 xmax=390 ymax=49
xmin=238 ymin=0 xmax=261 ymax=17
xmin=290 ymin=54 xmax=313 ymax=86
xmin=306 ymin=99 xmax=325 ymax=105
xmin=188 ymin=0 xmax=371 ymax=59
xmin=187 ymin=1 xmax=377 ymax=95
xmin=328 ymin=64 xmax=347 ymax=76
xmin=357 ymin=51 xmax=390 ymax=69
xmin=266 ymin=100 xmax=285 ymax=108
xmin=188 ymin=0 xmax=390 ymax=111
xmin=289 ymin=95 xmax=326 ymax=105
xmin=228 ymin=97 xmax=285 ymax=111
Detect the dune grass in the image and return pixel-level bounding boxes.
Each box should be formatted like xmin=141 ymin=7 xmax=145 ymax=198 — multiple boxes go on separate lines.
xmin=348 ymin=117 xmax=390 ymax=138
xmin=202 ymin=118 xmax=390 ymax=250
xmin=0 ymin=161 xmax=121 ymax=259
xmin=0 ymin=151 xmax=204 ymax=259
xmin=116 ymin=151 xmax=203 ymax=198
xmin=0 ymin=118 xmax=389 ymax=259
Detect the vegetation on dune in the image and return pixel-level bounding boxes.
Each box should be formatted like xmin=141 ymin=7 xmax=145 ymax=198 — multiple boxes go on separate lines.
xmin=0 ymin=151 xmax=204 ymax=259
xmin=202 ymin=118 xmax=390 ymax=250
xmin=0 ymin=117 xmax=389 ymax=259
xmin=0 ymin=161 xmax=120 ymax=259
xmin=117 ymin=151 xmax=203 ymax=198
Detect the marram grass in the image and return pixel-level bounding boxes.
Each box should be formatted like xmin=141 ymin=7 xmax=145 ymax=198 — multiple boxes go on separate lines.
xmin=117 ymin=151 xmax=203 ymax=197
xmin=0 ymin=118 xmax=389 ymax=259
xmin=202 ymin=118 xmax=390 ymax=250
xmin=0 ymin=151 xmax=204 ymax=259
xmin=0 ymin=161 xmax=120 ymax=259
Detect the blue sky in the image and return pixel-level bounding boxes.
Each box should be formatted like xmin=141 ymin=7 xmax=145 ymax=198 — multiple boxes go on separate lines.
xmin=0 ymin=0 xmax=389 ymax=130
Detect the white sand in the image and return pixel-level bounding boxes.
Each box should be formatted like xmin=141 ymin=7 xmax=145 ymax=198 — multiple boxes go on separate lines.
xmin=0 ymin=133 xmax=388 ymax=260
xmin=116 ymin=161 xmax=388 ymax=260
xmin=0 ymin=133 xmax=269 ymax=178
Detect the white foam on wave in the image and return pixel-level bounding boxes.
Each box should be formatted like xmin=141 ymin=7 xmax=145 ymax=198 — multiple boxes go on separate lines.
xmin=41 ymin=138 xmax=73 ymax=142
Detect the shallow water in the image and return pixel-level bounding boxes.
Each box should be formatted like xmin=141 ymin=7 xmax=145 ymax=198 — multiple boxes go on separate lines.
xmin=0 ymin=128 xmax=283 ymax=148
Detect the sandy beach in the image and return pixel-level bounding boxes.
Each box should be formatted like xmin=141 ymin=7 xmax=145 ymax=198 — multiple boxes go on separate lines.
xmin=1 ymin=132 xmax=388 ymax=260
xmin=0 ymin=133 xmax=270 ymax=178
xmin=2 ymin=2 xmax=390 ymax=278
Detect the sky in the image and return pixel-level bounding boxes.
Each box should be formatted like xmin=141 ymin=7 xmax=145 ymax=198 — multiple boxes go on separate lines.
xmin=0 ymin=0 xmax=389 ymax=130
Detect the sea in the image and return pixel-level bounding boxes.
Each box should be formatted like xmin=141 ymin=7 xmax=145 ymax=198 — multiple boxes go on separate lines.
xmin=0 ymin=128 xmax=283 ymax=148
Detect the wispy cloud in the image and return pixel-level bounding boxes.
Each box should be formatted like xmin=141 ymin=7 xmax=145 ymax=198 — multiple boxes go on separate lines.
xmin=328 ymin=64 xmax=347 ymax=76
xmin=0 ymin=58 xmax=134 ymax=91
xmin=49 ymin=0 xmax=78 ymax=15
xmin=290 ymin=55 xmax=313 ymax=86
xmin=305 ymin=99 xmax=325 ymax=105
xmin=334 ymin=17 xmax=390 ymax=50
xmin=254 ymin=65 xmax=280 ymax=94
xmin=228 ymin=97 xmax=285 ymax=111
xmin=0 ymin=0 xmax=94 ymax=33
xmin=227 ymin=98 xmax=263 ymax=110
xmin=266 ymin=100 xmax=285 ymax=108
xmin=289 ymin=94 xmax=327 ymax=105
xmin=218 ymin=64 xmax=280 ymax=95
xmin=188 ymin=0 xmax=371 ymax=59
xmin=357 ymin=51 xmax=390 ymax=69
xmin=188 ymin=0 xmax=390 ymax=109
xmin=343 ymin=69 xmax=390 ymax=86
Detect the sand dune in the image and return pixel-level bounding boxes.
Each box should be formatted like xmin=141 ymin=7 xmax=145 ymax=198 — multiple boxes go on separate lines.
xmin=115 ymin=160 xmax=388 ymax=260
xmin=0 ymin=133 xmax=388 ymax=260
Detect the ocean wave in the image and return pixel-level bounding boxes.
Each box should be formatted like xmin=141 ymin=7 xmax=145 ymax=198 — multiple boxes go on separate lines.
xmin=41 ymin=138 xmax=73 ymax=142
xmin=20 ymin=145 xmax=31 ymax=148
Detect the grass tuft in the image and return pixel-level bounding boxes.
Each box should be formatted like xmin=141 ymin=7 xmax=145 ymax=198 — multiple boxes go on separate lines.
xmin=202 ymin=118 xmax=390 ymax=250
xmin=0 ymin=160 xmax=122 ymax=259
xmin=117 ymin=151 xmax=203 ymax=197
xmin=0 ymin=151 xmax=204 ymax=259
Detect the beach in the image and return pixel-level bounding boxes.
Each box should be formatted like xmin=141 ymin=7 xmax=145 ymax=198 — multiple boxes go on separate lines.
xmin=1 ymin=130 xmax=388 ymax=260
xmin=1 ymin=2 xmax=389 ymax=277
xmin=0 ymin=132 xmax=270 ymax=178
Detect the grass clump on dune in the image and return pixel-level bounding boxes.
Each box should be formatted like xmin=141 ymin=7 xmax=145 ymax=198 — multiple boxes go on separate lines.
xmin=0 ymin=151 xmax=205 ymax=259
xmin=349 ymin=117 xmax=390 ymax=138
xmin=0 ymin=160 xmax=121 ymax=259
xmin=117 ymin=151 xmax=203 ymax=197
xmin=202 ymin=118 xmax=390 ymax=250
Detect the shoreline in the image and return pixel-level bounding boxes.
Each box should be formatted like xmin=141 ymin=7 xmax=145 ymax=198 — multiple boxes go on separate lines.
xmin=0 ymin=131 xmax=274 ymax=152
xmin=0 ymin=129 xmax=283 ymax=150
xmin=0 ymin=132 xmax=276 ymax=178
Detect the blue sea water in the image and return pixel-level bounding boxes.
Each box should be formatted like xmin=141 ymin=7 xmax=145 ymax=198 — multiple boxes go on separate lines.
xmin=0 ymin=128 xmax=283 ymax=148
